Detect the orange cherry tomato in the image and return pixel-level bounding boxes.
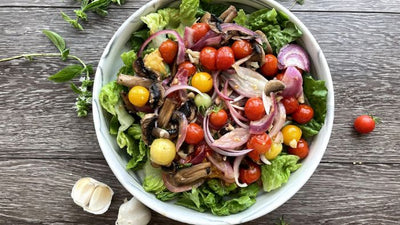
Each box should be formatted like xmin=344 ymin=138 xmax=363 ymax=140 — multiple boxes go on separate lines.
xmin=200 ymin=47 xmax=217 ymax=71
xmin=292 ymin=104 xmax=314 ymax=124
xmin=191 ymin=23 xmax=210 ymax=43
xmin=232 ymin=40 xmax=253 ymax=59
xmin=159 ymin=39 xmax=178 ymax=64
xmin=239 ymin=161 xmax=261 ymax=184
xmin=246 ymin=133 xmax=272 ymax=161
xmin=244 ymin=97 xmax=265 ymax=121
xmin=185 ymin=123 xmax=204 ymax=145
xmin=260 ymin=54 xmax=279 ymax=77
xmin=209 ymin=109 xmax=228 ymax=128
xmin=288 ymin=138 xmax=309 ymax=159
xmin=178 ymin=61 xmax=196 ymax=77
xmin=216 ymin=46 xmax=235 ymax=70
xmin=282 ymin=97 xmax=300 ymax=115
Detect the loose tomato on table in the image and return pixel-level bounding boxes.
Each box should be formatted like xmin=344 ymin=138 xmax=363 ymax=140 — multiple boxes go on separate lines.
xmin=354 ymin=115 xmax=377 ymax=134
xmin=244 ymin=97 xmax=265 ymax=121
xmin=288 ymin=138 xmax=309 ymax=159
xmin=191 ymin=72 xmax=213 ymax=93
xmin=292 ymin=104 xmax=314 ymax=124
xmin=246 ymin=133 xmax=272 ymax=161
xmin=260 ymin=54 xmax=279 ymax=77
xmin=178 ymin=61 xmax=196 ymax=77
xmin=159 ymin=39 xmax=178 ymax=64
xmin=191 ymin=23 xmax=210 ymax=43
xmin=210 ymin=109 xmax=228 ymax=128
xmin=239 ymin=161 xmax=261 ymax=184
xmin=282 ymin=97 xmax=299 ymax=114
xmin=232 ymin=40 xmax=253 ymax=59
xmin=185 ymin=123 xmax=204 ymax=145
xmin=200 ymin=47 xmax=217 ymax=70
xmin=216 ymin=46 xmax=235 ymax=70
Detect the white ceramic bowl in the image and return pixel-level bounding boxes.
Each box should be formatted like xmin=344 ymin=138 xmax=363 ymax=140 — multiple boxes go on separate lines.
xmin=93 ymin=0 xmax=334 ymax=224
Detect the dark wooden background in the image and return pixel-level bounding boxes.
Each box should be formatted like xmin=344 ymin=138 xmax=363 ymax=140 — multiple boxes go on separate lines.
xmin=1 ymin=0 xmax=399 ymax=224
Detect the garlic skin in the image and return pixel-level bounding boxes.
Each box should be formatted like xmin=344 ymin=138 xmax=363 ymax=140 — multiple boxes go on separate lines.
xmin=71 ymin=177 xmax=114 ymax=215
xmin=116 ymin=197 xmax=151 ymax=225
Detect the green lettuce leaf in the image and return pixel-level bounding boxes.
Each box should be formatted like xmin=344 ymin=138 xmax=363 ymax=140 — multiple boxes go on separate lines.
xmin=210 ymin=195 xmax=256 ymax=216
xmin=99 ymin=81 xmax=123 ymax=115
xmin=298 ymin=118 xmax=323 ymax=138
xmin=261 ymin=155 xmax=302 ymax=192
xmin=206 ymin=179 xmax=237 ymax=197
xmin=303 ymin=75 xmax=328 ymax=124
xmin=119 ymin=50 xmax=137 ymax=75
xmin=126 ymin=139 xmax=147 ymax=170
xmin=130 ymin=29 xmax=149 ymax=52
xmin=158 ymin=8 xmax=181 ymax=28
xmin=197 ymin=1 xmax=229 ymax=17
xmin=127 ymin=124 xmax=142 ymax=140
xmin=233 ymin=9 xmax=248 ymax=27
xmin=180 ymin=0 xmax=199 ymax=25
xmin=109 ymin=115 xmax=119 ymax=135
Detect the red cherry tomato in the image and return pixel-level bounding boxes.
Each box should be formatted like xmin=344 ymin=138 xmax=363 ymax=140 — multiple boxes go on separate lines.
xmin=210 ymin=109 xmax=228 ymax=128
xmin=178 ymin=61 xmax=196 ymax=77
xmin=239 ymin=161 xmax=261 ymax=184
xmin=276 ymin=73 xmax=284 ymax=81
xmin=216 ymin=46 xmax=235 ymax=70
xmin=200 ymin=47 xmax=217 ymax=71
xmin=260 ymin=54 xmax=279 ymax=77
xmin=354 ymin=115 xmax=377 ymax=134
xmin=232 ymin=40 xmax=253 ymax=59
xmin=191 ymin=23 xmax=210 ymax=43
xmin=282 ymin=97 xmax=300 ymax=115
xmin=185 ymin=123 xmax=204 ymax=145
xmin=288 ymin=138 xmax=309 ymax=159
xmin=244 ymin=97 xmax=265 ymax=121
xmin=246 ymin=133 xmax=272 ymax=161
xmin=292 ymin=104 xmax=314 ymax=124
xmin=159 ymin=39 xmax=178 ymax=64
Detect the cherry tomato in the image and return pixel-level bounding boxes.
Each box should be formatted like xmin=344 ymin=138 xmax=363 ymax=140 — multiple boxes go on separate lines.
xmin=354 ymin=115 xmax=377 ymax=134
xmin=232 ymin=40 xmax=253 ymax=59
xmin=159 ymin=39 xmax=178 ymax=64
xmin=191 ymin=23 xmax=210 ymax=43
xmin=178 ymin=61 xmax=196 ymax=77
xmin=288 ymin=138 xmax=309 ymax=159
xmin=191 ymin=72 xmax=213 ymax=93
xmin=246 ymin=133 xmax=272 ymax=161
xmin=244 ymin=97 xmax=265 ymax=121
xmin=128 ymin=86 xmax=150 ymax=107
xmin=210 ymin=109 xmax=228 ymax=128
xmin=260 ymin=54 xmax=278 ymax=77
xmin=276 ymin=73 xmax=284 ymax=81
xmin=282 ymin=125 xmax=302 ymax=148
xmin=185 ymin=123 xmax=204 ymax=145
xmin=216 ymin=46 xmax=235 ymax=70
xmin=282 ymin=97 xmax=299 ymax=114
xmin=200 ymin=47 xmax=217 ymax=71
xmin=239 ymin=161 xmax=261 ymax=184
xmin=292 ymin=104 xmax=314 ymax=124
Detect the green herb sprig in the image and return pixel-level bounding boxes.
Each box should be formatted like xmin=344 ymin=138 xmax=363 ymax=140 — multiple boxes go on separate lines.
xmin=61 ymin=0 xmax=125 ymax=30
xmin=0 ymin=30 xmax=93 ymax=117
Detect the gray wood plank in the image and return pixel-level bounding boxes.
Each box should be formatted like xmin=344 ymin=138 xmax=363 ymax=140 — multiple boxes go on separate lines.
xmin=1 ymin=8 xmax=400 ymax=162
xmin=1 ymin=0 xmax=400 ymax=13
xmin=0 ymin=159 xmax=399 ymax=224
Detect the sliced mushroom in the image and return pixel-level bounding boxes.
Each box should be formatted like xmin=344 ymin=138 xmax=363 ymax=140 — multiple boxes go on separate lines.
xmin=149 ymin=82 xmax=165 ymax=108
xmin=264 ymin=80 xmax=286 ymax=96
xmin=255 ymin=30 xmax=273 ymax=54
xmin=152 ymin=127 xmax=170 ymax=139
xmin=141 ymin=113 xmax=158 ymax=145
xmin=157 ymin=98 xmax=178 ymax=128
xmin=219 ymin=5 xmax=237 ymax=23
xmin=133 ymin=57 xmax=158 ymax=80
xmin=200 ymin=12 xmax=211 ymax=23
xmin=250 ymin=43 xmax=266 ymax=66
xmin=186 ymin=49 xmax=200 ymax=65
xmin=178 ymin=99 xmax=197 ymax=122
xmin=173 ymin=162 xmax=211 ymax=185
xmin=117 ymin=74 xmax=153 ymax=89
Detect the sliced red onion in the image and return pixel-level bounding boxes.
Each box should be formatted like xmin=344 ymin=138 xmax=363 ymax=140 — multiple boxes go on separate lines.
xmin=184 ymin=27 xmax=195 ymax=48
xmin=281 ymin=66 xmax=303 ymax=98
xmin=277 ymin=44 xmax=310 ymax=72
xmin=273 ymin=131 xmax=284 ymax=144
xmin=138 ymin=29 xmax=185 ymax=64
xmin=190 ymin=148 xmax=206 ymax=165
xmin=206 ymin=154 xmax=234 ymax=181
xmin=162 ymin=173 xmax=204 ymax=193
xmin=269 ymin=102 xmax=286 ymax=138
xmin=212 ymin=71 xmax=233 ymax=101
xmin=260 ymin=154 xmax=271 ymax=165
xmin=249 ymin=93 xmax=277 ymax=134
xmin=220 ymin=23 xmax=262 ymax=45
xmin=262 ymin=92 xmax=273 ymax=115
xmin=232 ymin=54 xmax=253 ymax=67
xmin=233 ymin=155 xmax=248 ymax=188
xmin=231 ymin=95 xmax=245 ymax=103
xmin=224 ymin=65 xmax=267 ymax=98
xmin=231 ymin=104 xmax=244 ymax=111
xmin=212 ymin=128 xmax=250 ymax=149
xmin=174 ymin=111 xmax=188 ymax=152
xmin=191 ymin=30 xmax=221 ymax=51
xmin=164 ymin=84 xmax=203 ymax=97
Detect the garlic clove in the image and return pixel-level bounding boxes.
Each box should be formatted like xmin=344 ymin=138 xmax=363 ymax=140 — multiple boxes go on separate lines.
xmin=86 ymin=185 xmax=114 ymax=215
xmin=116 ymin=197 xmax=151 ymax=225
xmin=71 ymin=177 xmax=96 ymax=207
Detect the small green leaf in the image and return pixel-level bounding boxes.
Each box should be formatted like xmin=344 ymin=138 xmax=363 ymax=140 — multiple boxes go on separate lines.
xmin=61 ymin=48 xmax=70 ymax=61
xmin=95 ymin=8 xmax=109 ymax=17
xmin=61 ymin=12 xmax=84 ymax=30
xmin=49 ymin=64 xmax=84 ymax=83
xmin=74 ymin=9 xmax=88 ymax=20
xmin=70 ymin=83 xmax=83 ymax=94
xmin=42 ymin=30 xmax=66 ymax=54
xmin=83 ymin=0 xmax=112 ymax=12
xmin=84 ymin=64 xmax=94 ymax=75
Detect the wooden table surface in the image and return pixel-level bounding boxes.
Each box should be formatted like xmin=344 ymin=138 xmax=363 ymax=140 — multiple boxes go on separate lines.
xmin=1 ymin=0 xmax=400 ymax=224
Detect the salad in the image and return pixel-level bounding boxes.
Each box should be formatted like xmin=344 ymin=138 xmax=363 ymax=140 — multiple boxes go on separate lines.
xmin=99 ymin=0 xmax=328 ymax=216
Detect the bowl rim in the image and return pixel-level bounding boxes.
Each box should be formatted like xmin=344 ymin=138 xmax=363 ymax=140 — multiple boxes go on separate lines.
xmin=92 ymin=0 xmax=334 ymax=224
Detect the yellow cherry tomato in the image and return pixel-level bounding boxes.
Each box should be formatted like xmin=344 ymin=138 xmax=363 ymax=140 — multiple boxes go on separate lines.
xmin=191 ymin=72 xmax=213 ymax=93
xmin=265 ymin=142 xmax=283 ymax=160
xmin=128 ymin=86 xmax=150 ymax=107
xmin=150 ymin=138 xmax=176 ymax=166
xmin=282 ymin=125 xmax=302 ymax=148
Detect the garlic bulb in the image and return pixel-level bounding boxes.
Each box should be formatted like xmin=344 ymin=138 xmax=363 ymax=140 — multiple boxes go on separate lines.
xmin=71 ymin=177 xmax=114 ymax=215
xmin=116 ymin=197 xmax=151 ymax=225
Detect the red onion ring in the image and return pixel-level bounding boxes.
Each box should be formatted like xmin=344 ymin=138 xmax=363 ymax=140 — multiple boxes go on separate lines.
xmin=269 ymin=102 xmax=286 ymax=138
xmin=233 ymin=155 xmax=248 ymax=188
xmin=212 ymin=71 xmax=233 ymax=101
xmin=164 ymin=84 xmax=204 ymax=97
xmin=277 ymin=44 xmax=310 ymax=72
xmin=174 ymin=111 xmax=188 ymax=152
